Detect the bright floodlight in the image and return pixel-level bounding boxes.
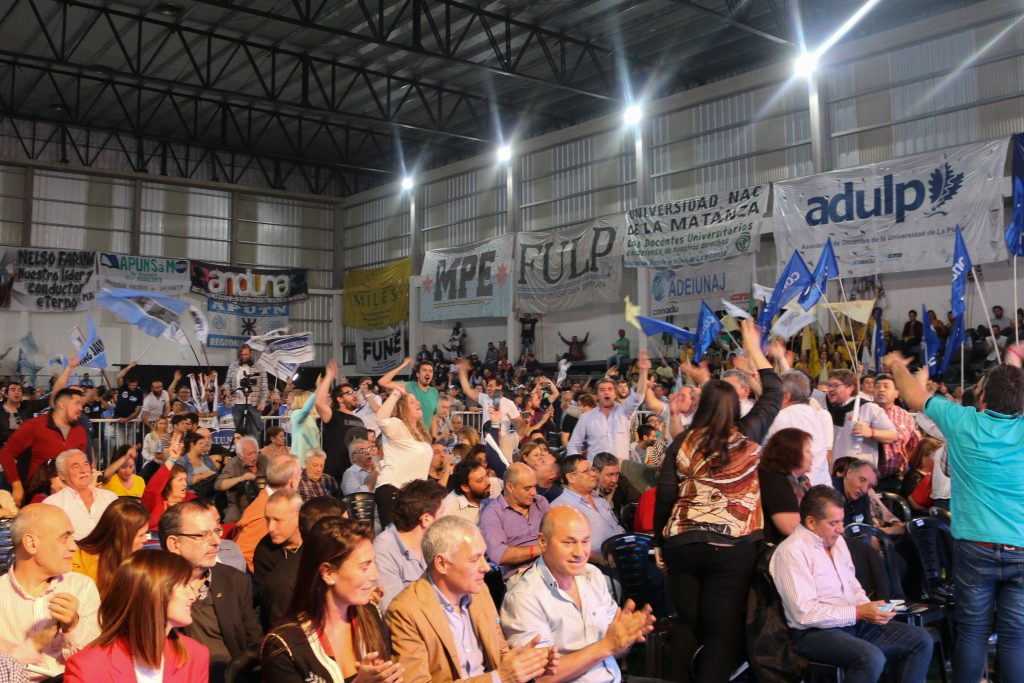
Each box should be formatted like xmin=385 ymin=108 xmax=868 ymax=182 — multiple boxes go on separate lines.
xmin=794 ymin=51 xmax=819 ymax=79
xmin=623 ymin=104 xmax=643 ymax=126
xmin=497 ymin=144 xmax=513 ymax=163
xmin=400 ymin=176 xmax=414 ymax=191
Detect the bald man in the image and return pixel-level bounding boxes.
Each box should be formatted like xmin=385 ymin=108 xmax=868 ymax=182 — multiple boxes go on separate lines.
xmin=0 ymin=505 xmax=101 ymax=679
xmin=478 ymin=463 xmax=550 ymax=581
xmin=501 ymin=507 xmax=664 ymax=683
xmin=252 ymin=490 xmax=303 ymax=595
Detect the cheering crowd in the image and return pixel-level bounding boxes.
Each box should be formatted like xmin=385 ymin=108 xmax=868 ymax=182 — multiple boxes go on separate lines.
xmin=0 ymin=300 xmax=1020 ymax=683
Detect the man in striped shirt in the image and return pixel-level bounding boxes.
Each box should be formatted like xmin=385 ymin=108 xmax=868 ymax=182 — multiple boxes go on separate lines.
xmin=770 ymin=486 xmax=931 ymax=683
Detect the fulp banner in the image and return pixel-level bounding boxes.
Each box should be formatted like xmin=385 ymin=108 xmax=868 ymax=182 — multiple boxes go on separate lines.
xmin=419 ymin=235 xmax=513 ymax=321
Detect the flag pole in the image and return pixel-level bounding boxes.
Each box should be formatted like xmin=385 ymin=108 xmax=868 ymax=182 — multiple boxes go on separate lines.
xmin=835 ymin=279 xmax=862 ymax=376
xmin=818 ymin=283 xmax=860 ymax=377
xmin=134 ymin=335 xmax=160 ymax=362
xmin=971 ymin=266 xmax=1001 ymax=357
xmin=1015 ymin=256 xmax=1020 ymax=347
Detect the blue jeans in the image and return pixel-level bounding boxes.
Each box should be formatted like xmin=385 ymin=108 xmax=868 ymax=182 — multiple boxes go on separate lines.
xmin=232 ymin=404 xmax=263 ymax=438
xmin=790 ymin=621 xmax=932 ymax=683
xmin=953 ymin=539 xmax=1024 ymax=683
xmin=607 ymin=353 xmax=627 ymax=372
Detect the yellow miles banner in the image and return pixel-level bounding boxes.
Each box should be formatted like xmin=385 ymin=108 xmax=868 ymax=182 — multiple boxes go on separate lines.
xmin=343 ymin=258 xmax=410 ymax=329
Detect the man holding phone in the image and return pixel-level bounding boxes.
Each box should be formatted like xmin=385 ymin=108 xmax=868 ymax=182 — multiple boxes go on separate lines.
xmin=457 ymin=360 xmax=523 ymax=461
xmin=771 ymin=486 xmax=932 ymax=682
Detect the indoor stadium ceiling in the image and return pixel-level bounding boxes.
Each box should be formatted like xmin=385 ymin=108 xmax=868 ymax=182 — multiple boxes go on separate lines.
xmin=0 ymin=0 xmax=987 ymax=195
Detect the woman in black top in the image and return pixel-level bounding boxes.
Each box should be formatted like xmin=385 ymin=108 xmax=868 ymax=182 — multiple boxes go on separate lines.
xmin=652 ymin=319 xmax=783 ymax=683
xmin=758 ymin=428 xmax=813 ymax=543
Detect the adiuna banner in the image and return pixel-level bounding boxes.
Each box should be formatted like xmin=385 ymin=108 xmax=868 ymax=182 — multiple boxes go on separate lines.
xmin=419 ymin=235 xmax=513 ymax=321
xmin=515 ymin=219 xmax=623 ymax=314
xmin=355 ymin=324 xmax=406 ymax=374
xmin=624 ymin=186 xmax=766 ymax=268
xmin=649 ymin=253 xmax=754 ymax=319
xmin=773 ymin=139 xmax=1009 ymax=277
xmin=191 ymin=261 xmax=308 ymax=304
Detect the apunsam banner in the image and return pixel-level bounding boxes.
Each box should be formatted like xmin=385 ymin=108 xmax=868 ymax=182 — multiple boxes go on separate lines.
xmin=773 ymin=139 xmax=1008 ymax=277
xmin=206 ymin=299 xmax=289 ymax=349
xmin=515 ymin=219 xmax=623 ymax=314
xmin=0 ymin=248 xmax=95 ymax=312
xmin=419 ymin=235 xmax=513 ymax=321
xmin=98 ymin=253 xmax=190 ymax=295
xmin=355 ymin=324 xmax=406 ymax=374
xmin=649 ymin=253 xmax=754 ymax=318
xmin=624 ymin=186 xmax=765 ymax=268
xmin=191 ymin=261 xmax=308 ymax=304
xmin=343 ymin=259 xmax=410 ymax=329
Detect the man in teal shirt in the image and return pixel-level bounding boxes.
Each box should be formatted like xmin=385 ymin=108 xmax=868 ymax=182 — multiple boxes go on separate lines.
xmin=607 ymin=329 xmax=630 ymax=374
xmin=380 ymin=357 xmax=438 ymax=432
xmin=884 ymin=349 xmax=1024 ymax=683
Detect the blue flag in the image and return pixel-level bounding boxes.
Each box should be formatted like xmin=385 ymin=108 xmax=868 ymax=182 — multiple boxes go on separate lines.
xmin=758 ymin=251 xmax=813 ymax=329
xmin=951 ymin=226 xmax=972 ymax=320
xmin=95 ymin=288 xmax=189 ymax=338
xmin=798 ymin=238 xmax=839 ymax=310
xmin=939 ymin=314 xmax=965 ymax=375
xmin=74 ymin=314 xmax=108 ymax=370
xmin=694 ymin=301 xmax=723 ymax=363
xmin=921 ymin=305 xmax=940 ymax=377
xmin=872 ymin=308 xmax=886 ymax=374
xmin=1006 ymin=175 xmax=1024 ymax=257
xmin=635 ymin=316 xmax=695 ymax=345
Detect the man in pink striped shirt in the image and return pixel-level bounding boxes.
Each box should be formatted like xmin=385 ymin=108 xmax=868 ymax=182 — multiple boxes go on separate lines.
xmin=770 ymin=486 xmax=932 ymax=683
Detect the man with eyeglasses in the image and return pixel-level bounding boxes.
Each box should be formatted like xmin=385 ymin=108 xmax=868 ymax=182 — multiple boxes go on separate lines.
xmin=315 ymin=360 xmax=369 ymax=482
xmin=823 ymin=369 xmax=898 ymax=463
xmin=340 ymin=439 xmax=377 ymax=496
xmin=550 ymin=455 xmax=624 ymax=567
xmin=160 ymin=499 xmax=262 ymax=683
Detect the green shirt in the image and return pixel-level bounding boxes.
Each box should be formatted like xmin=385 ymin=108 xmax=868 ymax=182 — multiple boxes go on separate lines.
xmin=405 ymin=381 xmax=439 ymax=432
xmin=613 ymin=337 xmax=630 ymax=357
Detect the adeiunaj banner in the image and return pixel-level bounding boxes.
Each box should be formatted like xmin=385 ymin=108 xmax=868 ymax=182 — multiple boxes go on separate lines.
xmin=343 ymin=258 xmax=410 ymax=329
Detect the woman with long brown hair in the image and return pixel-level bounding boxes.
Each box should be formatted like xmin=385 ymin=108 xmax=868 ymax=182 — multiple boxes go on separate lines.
xmin=373 ymin=386 xmax=432 ymax=527
xmin=64 ymin=549 xmax=208 ymax=682
xmin=71 ymin=497 xmax=151 ymax=595
xmin=653 ymin=319 xmax=783 ymax=683
xmin=261 ymin=517 xmax=400 ymax=683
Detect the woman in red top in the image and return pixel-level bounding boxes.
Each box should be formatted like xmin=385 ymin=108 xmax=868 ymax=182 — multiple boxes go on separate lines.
xmin=142 ymin=434 xmax=195 ymax=530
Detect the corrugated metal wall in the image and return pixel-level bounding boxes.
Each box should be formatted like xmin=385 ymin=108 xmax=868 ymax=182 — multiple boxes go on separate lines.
xmin=236 ymin=194 xmax=335 ymax=288
xmin=287 ymin=293 xmax=334 ymax=364
xmin=32 ymin=170 xmax=133 ymax=252
xmin=421 ymin=166 xmax=507 ymax=250
xmin=140 ymin=183 xmax=231 ymax=262
xmin=0 ymin=166 xmax=26 ymax=245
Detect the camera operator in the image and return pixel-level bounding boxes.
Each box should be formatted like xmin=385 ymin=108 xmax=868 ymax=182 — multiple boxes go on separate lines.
xmin=226 ymin=344 xmax=269 ymax=438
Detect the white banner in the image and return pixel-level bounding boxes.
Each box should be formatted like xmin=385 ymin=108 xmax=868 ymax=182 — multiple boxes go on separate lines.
xmin=649 ymin=252 xmax=754 ymax=319
xmin=515 ymin=219 xmax=623 ymax=314
xmin=624 ymin=186 xmax=765 ymax=268
xmin=97 ymin=253 xmax=190 ymax=295
xmin=355 ymin=324 xmax=405 ymax=375
xmin=419 ymin=235 xmax=514 ymax=321
xmin=0 ymin=248 xmax=96 ymax=312
xmin=773 ymin=139 xmax=1009 ymax=277
xmin=206 ymin=300 xmax=289 ymax=349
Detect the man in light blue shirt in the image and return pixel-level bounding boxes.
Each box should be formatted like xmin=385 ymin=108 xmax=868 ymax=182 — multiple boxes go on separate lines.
xmin=886 ymin=351 xmax=1024 ymax=682
xmin=373 ymin=479 xmax=446 ymax=611
xmin=550 ymin=455 xmax=624 ymax=565
xmin=568 ymin=352 xmax=650 ymax=461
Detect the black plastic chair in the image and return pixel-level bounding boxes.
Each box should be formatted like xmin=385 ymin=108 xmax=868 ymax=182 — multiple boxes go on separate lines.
xmin=906 ymin=516 xmax=955 ymax=605
xmin=845 ymin=523 xmax=905 ymax=599
xmin=929 ymin=506 xmax=952 ymax=526
xmin=619 ymin=501 xmax=638 ymax=532
xmin=600 ymin=533 xmax=655 ymax=607
xmin=0 ymin=518 xmax=13 ymax=575
xmin=880 ymin=491 xmax=913 ymax=522
xmin=343 ymin=492 xmax=377 ymax=528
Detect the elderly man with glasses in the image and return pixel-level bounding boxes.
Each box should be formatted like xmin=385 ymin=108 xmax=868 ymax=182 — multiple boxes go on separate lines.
xmin=160 ymin=499 xmax=262 ymax=683
xmin=340 ymin=439 xmax=377 ymax=496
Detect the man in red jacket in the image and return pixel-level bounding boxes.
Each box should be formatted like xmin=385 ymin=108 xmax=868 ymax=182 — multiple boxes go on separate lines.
xmin=1 ymin=388 xmax=87 ymax=506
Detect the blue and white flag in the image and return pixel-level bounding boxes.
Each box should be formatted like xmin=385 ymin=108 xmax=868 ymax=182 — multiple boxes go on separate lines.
xmin=921 ymin=305 xmax=940 ymax=377
xmin=635 ymin=316 xmax=695 ymax=345
xmin=71 ymin=314 xmax=108 ymax=370
xmin=695 ymin=301 xmax=722 ymax=363
xmin=950 ymin=226 xmax=972 ymax=320
xmin=758 ymin=251 xmax=813 ymax=329
xmin=939 ymin=314 xmax=965 ymax=374
xmin=798 ymin=238 xmax=839 ymax=311
xmin=1006 ymin=176 xmax=1024 ymax=257
xmin=95 ymin=288 xmax=189 ymax=338
xmin=872 ymin=309 xmax=886 ymax=374
xmin=254 ymin=331 xmax=314 ymax=379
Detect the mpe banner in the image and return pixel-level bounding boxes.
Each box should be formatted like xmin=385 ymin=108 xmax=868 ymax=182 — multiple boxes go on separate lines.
xmin=515 ymin=219 xmax=623 ymax=314
xmin=0 ymin=248 xmax=96 ymax=312
xmin=343 ymin=259 xmax=410 ymax=329
xmin=355 ymin=324 xmax=406 ymax=374
xmin=419 ymin=235 xmax=513 ymax=321
xmin=624 ymin=186 xmax=765 ymax=268
xmin=649 ymin=253 xmax=754 ymax=319
xmin=773 ymin=139 xmax=1008 ymax=277
xmin=206 ymin=299 xmax=289 ymax=349
xmin=191 ymin=261 xmax=308 ymax=304
xmin=98 ymin=253 xmax=190 ymax=295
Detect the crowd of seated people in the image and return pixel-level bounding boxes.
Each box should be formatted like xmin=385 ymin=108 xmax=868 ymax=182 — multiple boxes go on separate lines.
xmin=0 ymin=304 xmax=1022 ymax=683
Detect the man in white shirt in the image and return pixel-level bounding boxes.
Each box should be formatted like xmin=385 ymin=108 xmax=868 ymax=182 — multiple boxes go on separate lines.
xmin=722 ymin=369 xmax=755 ymax=417
xmin=140 ymin=375 xmax=173 ymax=428
xmin=441 ymin=459 xmax=492 ymax=524
xmin=568 ymin=351 xmax=649 ymax=461
xmin=823 ymin=369 xmax=898 ymax=462
xmin=766 ymin=371 xmax=835 ymax=487
xmin=42 ymin=449 xmax=117 ymax=540
xmin=0 ymin=504 xmax=100 ymax=680
xmin=769 ymin=486 xmax=932 ymax=682
xmin=501 ymin=506 xmax=661 ymax=683
xmin=457 ymin=362 xmax=523 ymax=461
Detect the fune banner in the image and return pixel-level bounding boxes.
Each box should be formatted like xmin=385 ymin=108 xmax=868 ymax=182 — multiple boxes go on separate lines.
xmin=343 ymin=259 xmax=410 ymax=329
xmin=355 ymin=324 xmax=406 ymax=374
xmin=772 ymin=139 xmax=1009 ymax=277
xmin=648 ymin=252 xmax=754 ymax=319
xmin=206 ymin=300 xmax=289 ymax=348
xmin=0 ymin=248 xmax=96 ymax=312
xmin=98 ymin=253 xmax=190 ymax=295
xmin=624 ymin=186 xmax=765 ymax=268
xmin=419 ymin=235 xmax=513 ymax=321
xmin=191 ymin=260 xmax=308 ymax=304
xmin=515 ymin=219 xmax=623 ymax=314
